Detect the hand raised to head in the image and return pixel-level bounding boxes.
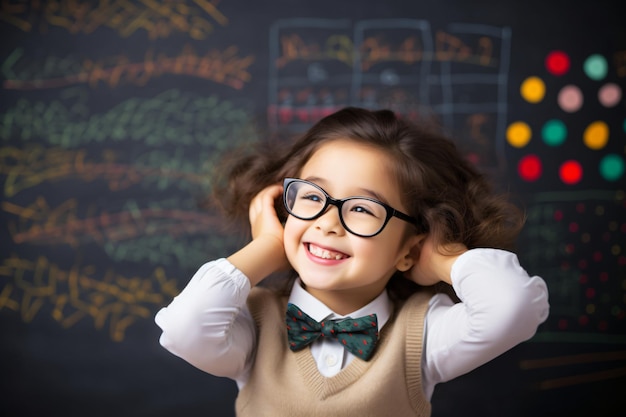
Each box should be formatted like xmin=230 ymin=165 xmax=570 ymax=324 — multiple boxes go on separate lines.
xmin=404 ymin=236 xmax=467 ymax=286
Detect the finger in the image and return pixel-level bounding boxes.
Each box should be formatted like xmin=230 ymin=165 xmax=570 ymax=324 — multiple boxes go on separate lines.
xmin=260 ymin=184 xmax=283 ymax=208
xmin=249 ymin=184 xmax=283 ymax=219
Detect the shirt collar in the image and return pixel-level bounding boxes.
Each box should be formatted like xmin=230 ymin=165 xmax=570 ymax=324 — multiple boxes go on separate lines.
xmin=287 ymin=278 xmax=393 ymax=329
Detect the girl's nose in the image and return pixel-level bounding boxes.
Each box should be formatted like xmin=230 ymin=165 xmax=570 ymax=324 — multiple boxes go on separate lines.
xmin=314 ymin=206 xmax=346 ymax=236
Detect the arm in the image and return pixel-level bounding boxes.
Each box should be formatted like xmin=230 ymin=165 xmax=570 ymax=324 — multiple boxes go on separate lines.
xmin=155 ymin=259 xmax=255 ymax=380
xmin=421 ymin=248 xmax=549 ymax=394
xmin=155 ymin=184 xmax=288 ymax=381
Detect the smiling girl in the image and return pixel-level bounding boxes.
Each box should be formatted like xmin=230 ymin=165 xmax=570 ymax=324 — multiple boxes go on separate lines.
xmin=155 ymin=107 xmax=549 ymax=416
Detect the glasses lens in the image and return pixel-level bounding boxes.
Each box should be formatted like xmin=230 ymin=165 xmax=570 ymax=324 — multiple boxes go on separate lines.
xmin=341 ymin=198 xmax=387 ymax=236
xmin=285 ymin=180 xmax=327 ymax=219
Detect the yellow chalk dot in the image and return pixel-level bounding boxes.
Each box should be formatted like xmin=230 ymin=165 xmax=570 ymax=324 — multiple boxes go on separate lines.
xmin=612 ymin=245 xmax=621 ymax=255
xmin=506 ymin=121 xmax=532 ymax=148
xmin=583 ymin=121 xmax=609 ymax=150
xmin=586 ymin=304 xmax=596 ymax=314
xmin=521 ymin=76 xmax=546 ymax=103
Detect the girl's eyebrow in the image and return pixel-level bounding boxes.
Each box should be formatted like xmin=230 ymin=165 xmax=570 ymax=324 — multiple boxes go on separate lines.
xmin=303 ymin=176 xmax=391 ymax=204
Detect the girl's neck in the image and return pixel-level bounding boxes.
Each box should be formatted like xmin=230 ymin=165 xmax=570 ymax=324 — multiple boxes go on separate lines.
xmin=303 ymin=285 xmax=385 ymax=316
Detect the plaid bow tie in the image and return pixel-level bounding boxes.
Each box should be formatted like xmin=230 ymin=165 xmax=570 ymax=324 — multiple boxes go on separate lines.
xmin=285 ymin=303 xmax=379 ymax=361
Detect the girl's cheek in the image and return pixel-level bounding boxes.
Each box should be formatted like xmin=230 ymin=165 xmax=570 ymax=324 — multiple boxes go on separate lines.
xmin=282 ymin=219 xmax=299 ymax=255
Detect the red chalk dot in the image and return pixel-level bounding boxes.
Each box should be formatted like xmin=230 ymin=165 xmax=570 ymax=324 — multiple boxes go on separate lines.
xmin=558 ymin=319 xmax=568 ymax=330
xmin=560 ymin=160 xmax=583 ymax=184
xmin=585 ymin=288 xmax=596 ymax=298
xmin=569 ymin=222 xmax=579 ymax=233
xmin=579 ymin=315 xmax=589 ymax=326
xmin=546 ymin=50 xmax=571 ymax=76
xmin=554 ymin=210 xmax=563 ymax=221
xmin=518 ymin=154 xmax=542 ymax=181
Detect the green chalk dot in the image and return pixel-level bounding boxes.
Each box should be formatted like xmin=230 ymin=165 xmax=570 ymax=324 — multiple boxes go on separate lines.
xmin=542 ymin=119 xmax=567 ymax=146
xmin=584 ymin=54 xmax=608 ymax=80
xmin=599 ymin=154 xmax=625 ymax=181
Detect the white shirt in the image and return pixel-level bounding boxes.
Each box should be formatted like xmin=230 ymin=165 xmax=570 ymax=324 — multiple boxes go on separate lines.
xmin=155 ymin=248 xmax=549 ymax=400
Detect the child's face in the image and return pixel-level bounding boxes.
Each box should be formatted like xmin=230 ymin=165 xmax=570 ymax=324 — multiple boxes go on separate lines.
xmin=283 ymin=139 xmax=416 ymax=312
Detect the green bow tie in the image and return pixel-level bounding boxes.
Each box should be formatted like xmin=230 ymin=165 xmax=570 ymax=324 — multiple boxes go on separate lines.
xmin=285 ymin=303 xmax=379 ymax=361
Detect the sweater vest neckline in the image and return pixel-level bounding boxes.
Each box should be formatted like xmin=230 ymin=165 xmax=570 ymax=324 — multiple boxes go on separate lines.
xmin=293 ymin=314 xmax=396 ymax=400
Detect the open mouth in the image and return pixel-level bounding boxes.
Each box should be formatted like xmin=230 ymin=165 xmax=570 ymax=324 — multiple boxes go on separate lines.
xmin=307 ymin=243 xmax=349 ymax=260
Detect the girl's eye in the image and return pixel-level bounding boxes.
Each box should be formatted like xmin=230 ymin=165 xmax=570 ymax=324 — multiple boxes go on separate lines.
xmin=351 ymin=205 xmax=375 ymax=216
xmin=301 ymin=193 xmax=324 ymax=203
xmin=346 ymin=199 xmax=386 ymax=218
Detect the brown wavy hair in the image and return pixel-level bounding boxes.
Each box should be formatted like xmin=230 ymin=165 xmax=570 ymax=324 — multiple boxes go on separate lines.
xmin=210 ymin=107 xmax=524 ymax=300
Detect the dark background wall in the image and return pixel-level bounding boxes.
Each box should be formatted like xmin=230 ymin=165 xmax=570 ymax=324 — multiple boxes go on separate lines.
xmin=0 ymin=1 xmax=624 ymax=416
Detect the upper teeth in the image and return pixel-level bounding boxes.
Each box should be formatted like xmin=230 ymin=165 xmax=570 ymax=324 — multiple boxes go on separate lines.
xmin=309 ymin=244 xmax=345 ymax=260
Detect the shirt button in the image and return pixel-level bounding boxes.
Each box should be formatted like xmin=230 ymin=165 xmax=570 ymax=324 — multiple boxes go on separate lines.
xmin=325 ymin=354 xmax=337 ymax=367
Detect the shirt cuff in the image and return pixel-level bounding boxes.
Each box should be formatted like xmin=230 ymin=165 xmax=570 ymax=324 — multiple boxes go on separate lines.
xmin=213 ymin=257 xmax=252 ymax=295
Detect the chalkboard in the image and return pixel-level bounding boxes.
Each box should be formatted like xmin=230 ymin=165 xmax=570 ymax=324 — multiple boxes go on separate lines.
xmin=1 ymin=1 xmax=624 ymax=416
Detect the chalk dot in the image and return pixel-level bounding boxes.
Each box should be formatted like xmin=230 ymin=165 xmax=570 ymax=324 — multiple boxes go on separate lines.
xmin=518 ymin=154 xmax=542 ymax=181
xmin=586 ymin=289 xmax=596 ymax=299
xmin=545 ymin=50 xmax=571 ymax=76
xmin=541 ymin=119 xmax=567 ymax=146
xmin=554 ymin=209 xmax=563 ymax=221
xmin=506 ymin=121 xmax=532 ymax=148
xmin=598 ymin=83 xmax=622 ymax=107
xmin=599 ymin=154 xmax=625 ymax=181
xmin=380 ymin=69 xmax=399 ymax=86
xmin=584 ymin=54 xmax=608 ymax=80
xmin=560 ymin=160 xmax=583 ymax=184
xmin=558 ymin=319 xmax=568 ymax=330
xmin=558 ymin=85 xmax=583 ymax=112
xmin=583 ymin=121 xmax=609 ymax=150
xmin=595 ymin=205 xmax=605 ymax=216
xmin=612 ymin=245 xmax=622 ymax=255
xmin=579 ymin=315 xmax=589 ymax=325
xmin=581 ymin=233 xmax=591 ymax=243
xmin=520 ymin=76 xmax=545 ymax=103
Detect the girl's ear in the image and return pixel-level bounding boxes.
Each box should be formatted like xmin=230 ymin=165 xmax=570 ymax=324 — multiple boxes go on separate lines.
xmin=396 ymin=234 xmax=426 ymax=272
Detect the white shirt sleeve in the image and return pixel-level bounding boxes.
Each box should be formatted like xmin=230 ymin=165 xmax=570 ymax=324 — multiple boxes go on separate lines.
xmin=421 ymin=248 xmax=550 ymax=399
xmin=154 ymin=258 xmax=255 ymax=383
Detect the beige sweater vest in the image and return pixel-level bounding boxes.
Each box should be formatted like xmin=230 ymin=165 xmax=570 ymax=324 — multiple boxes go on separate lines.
xmin=235 ymin=287 xmax=433 ymax=417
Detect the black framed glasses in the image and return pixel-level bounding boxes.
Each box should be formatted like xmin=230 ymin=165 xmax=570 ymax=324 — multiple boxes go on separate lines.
xmin=283 ymin=178 xmax=417 ymax=237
